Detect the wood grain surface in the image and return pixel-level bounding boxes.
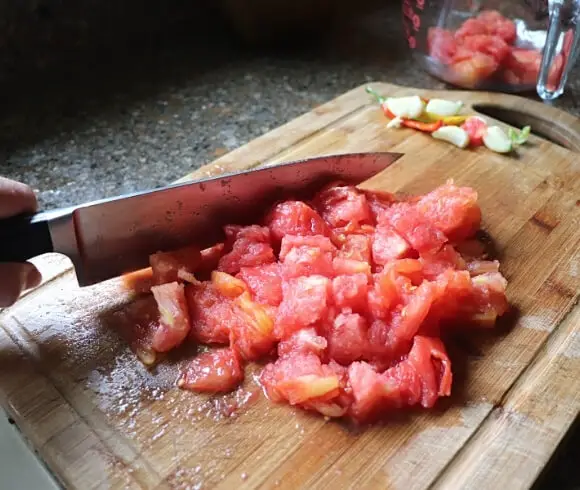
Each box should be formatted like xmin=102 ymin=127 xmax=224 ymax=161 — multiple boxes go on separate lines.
xmin=0 ymin=82 xmax=578 ymax=490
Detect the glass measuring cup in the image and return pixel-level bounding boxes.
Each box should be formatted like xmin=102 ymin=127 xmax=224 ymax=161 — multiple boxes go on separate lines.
xmin=402 ymin=0 xmax=580 ymax=100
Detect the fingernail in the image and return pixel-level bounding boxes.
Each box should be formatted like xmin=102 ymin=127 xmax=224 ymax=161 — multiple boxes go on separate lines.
xmin=24 ymin=266 xmax=42 ymax=290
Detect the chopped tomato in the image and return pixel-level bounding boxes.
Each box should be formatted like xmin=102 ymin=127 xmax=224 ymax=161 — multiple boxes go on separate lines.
xmin=461 ymin=116 xmax=488 ymax=147
xmin=276 ymin=275 xmax=331 ymax=338
xmin=185 ymin=282 xmax=236 ymax=344
xmin=279 ymin=235 xmax=336 ymax=279
xmin=122 ymin=181 xmax=508 ymax=423
xmin=122 ymin=267 xmax=154 ymax=295
xmin=151 ymin=282 xmax=191 ymax=352
xmin=416 ymin=182 xmax=481 ymax=242
xmin=338 ymin=234 xmax=372 ymax=263
xmin=218 ymin=225 xmax=275 ymax=275
xmin=312 ymin=185 xmax=373 ymax=229
xmin=428 ymin=27 xmax=458 ymax=64
xmin=278 ymin=328 xmax=328 ymax=358
xmin=236 ymin=263 xmax=283 ymax=306
xmin=382 ymin=202 xmax=447 ymax=253
xmin=449 ymin=52 xmax=499 ymax=88
xmin=150 ymin=245 xmax=201 ymax=285
xmin=371 ymin=223 xmax=411 ymax=266
xmin=230 ymin=292 xmax=276 ymax=360
xmin=265 ymin=200 xmax=330 ymax=243
xmin=178 ymin=348 xmax=244 ymax=393
xmin=461 ymin=34 xmax=510 ymax=64
xmin=326 ymin=312 xmax=368 ymax=365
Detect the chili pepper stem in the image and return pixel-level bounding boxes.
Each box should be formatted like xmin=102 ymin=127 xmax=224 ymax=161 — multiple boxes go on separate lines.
xmin=365 ymin=86 xmax=386 ymax=104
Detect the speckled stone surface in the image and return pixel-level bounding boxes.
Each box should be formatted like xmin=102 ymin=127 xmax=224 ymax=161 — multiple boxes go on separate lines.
xmin=0 ymin=3 xmax=578 ymax=488
xmin=1 ymin=5 xmax=579 ymax=210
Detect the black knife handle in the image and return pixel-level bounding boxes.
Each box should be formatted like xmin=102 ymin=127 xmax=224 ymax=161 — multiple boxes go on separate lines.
xmin=0 ymin=214 xmax=54 ymax=263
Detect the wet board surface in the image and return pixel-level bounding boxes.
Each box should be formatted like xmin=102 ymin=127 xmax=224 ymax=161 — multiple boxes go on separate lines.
xmin=0 ymin=82 xmax=579 ymax=490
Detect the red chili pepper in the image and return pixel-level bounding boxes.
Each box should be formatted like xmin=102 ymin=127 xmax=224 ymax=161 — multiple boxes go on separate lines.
xmin=382 ymin=105 xmax=396 ymax=119
xmin=401 ymin=119 xmax=443 ymax=132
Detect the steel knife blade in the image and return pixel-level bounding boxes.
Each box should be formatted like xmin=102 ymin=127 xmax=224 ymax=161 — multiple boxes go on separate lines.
xmin=0 ymin=152 xmax=403 ymax=286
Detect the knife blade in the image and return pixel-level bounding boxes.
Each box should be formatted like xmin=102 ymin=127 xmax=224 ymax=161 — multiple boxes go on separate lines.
xmin=0 ymin=152 xmax=403 ymax=286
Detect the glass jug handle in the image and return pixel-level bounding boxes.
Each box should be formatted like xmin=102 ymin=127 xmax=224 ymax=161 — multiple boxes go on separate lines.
xmin=537 ymin=0 xmax=580 ymax=101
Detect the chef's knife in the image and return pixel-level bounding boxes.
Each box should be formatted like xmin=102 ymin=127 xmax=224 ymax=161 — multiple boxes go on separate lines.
xmin=0 ymin=152 xmax=402 ymax=286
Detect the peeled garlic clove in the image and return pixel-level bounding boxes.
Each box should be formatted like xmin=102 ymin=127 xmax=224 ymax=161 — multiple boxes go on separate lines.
xmin=425 ymin=98 xmax=463 ymax=117
xmin=386 ymin=96 xmax=425 ymax=119
xmin=483 ymin=126 xmax=512 ymax=153
xmin=432 ymin=126 xmax=470 ymax=148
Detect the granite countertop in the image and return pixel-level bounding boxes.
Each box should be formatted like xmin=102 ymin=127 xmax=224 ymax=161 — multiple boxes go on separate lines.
xmin=0 ymin=2 xmax=577 ymax=489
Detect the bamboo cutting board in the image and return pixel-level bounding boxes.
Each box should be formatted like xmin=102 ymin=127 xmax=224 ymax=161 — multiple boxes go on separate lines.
xmin=1 ymin=82 xmax=579 ymax=490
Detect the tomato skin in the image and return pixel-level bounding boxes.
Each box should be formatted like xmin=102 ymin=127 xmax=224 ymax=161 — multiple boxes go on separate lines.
xmin=150 ymin=246 xmax=201 ymax=285
xmin=151 ymin=282 xmax=191 ymax=352
xmin=179 ymin=348 xmax=244 ymax=393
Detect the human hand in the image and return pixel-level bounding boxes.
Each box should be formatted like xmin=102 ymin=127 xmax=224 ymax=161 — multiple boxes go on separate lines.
xmin=0 ymin=177 xmax=42 ymax=307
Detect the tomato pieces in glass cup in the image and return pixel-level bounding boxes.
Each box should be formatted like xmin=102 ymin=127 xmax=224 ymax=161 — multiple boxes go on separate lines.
xmin=404 ymin=3 xmax=579 ymax=100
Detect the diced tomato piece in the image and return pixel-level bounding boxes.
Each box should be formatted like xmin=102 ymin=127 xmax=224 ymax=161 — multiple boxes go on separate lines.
xmin=546 ymin=53 xmax=564 ymax=91
xmin=450 ymin=52 xmax=499 ymax=88
xmin=477 ymin=10 xmax=517 ymax=44
xmin=371 ymin=223 xmax=411 ymax=266
xmin=332 ymin=273 xmax=369 ymax=312
xmin=461 ymin=34 xmax=510 ymax=63
xmin=405 ymin=336 xmax=453 ymax=407
xmin=461 ymin=116 xmax=488 ymax=147
xmin=455 ymin=18 xmax=488 ymax=41
xmin=332 ymin=257 xmax=372 ymax=277
xmin=260 ymin=352 xmax=339 ymax=404
xmin=467 ymin=272 xmax=509 ymax=318
xmin=348 ymin=361 xmax=399 ymax=421
xmin=312 ymin=185 xmax=373 ymax=229
xmin=327 ymin=312 xmax=368 ymax=365
xmin=111 ymin=295 xmax=160 ymax=366
xmin=265 ymin=200 xmax=330 ymax=243
xmin=363 ymin=190 xmax=396 ymax=224
xmin=338 ymin=234 xmax=372 ymax=263
xmin=428 ymin=27 xmax=458 ymax=64
xmin=150 ymin=282 xmax=191 ymax=352
xmin=416 ymin=183 xmax=482 ymax=242
xmin=276 ymin=275 xmax=331 ymax=338
xmin=420 ymin=245 xmax=467 ymax=280
xmin=218 ymin=225 xmax=275 ymax=275
xmin=230 ymin=292 xmax=276 ymax=360
xmin=122 ymin=267 xmax=154 ymax=295
xmin=382 ymin=202 xmax=447 ymax=253
xmin=237 ymin=263 xmax=283 ymax=306
xmin=196 ymin=243 xmax=226 ymax=279
xmin=387 ymin=280 xmax=437 ymax=352
xmin=502 ymin=48 xmax=541 ymax=86
xmin=149 ymin=245 xmax=201 ymax=285
xmin=278 ymin=328 xmax=327 ymax=358
xmin=185 ymin=282 xmax=237 ymax=344
xmin=279 ymin=235 xmax=336 ymax=279
xmin=178 ymin=348 xmax=244 ymax=393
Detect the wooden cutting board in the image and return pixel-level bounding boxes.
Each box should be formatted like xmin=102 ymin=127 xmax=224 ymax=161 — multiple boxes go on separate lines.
xmin=1 ymin=82 xmax=579 ymax=490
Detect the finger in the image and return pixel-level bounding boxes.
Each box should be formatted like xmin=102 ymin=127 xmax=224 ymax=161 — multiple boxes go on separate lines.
xmin=0 ymin=177 xmax=38 ymax=219
xmin=0 ymin=262 xmax=42 ymax=307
